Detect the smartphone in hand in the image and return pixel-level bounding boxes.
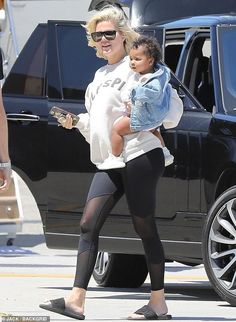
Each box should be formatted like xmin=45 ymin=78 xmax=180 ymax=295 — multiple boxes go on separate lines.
xmin=50 ymin=106 xmax=80 ymax=126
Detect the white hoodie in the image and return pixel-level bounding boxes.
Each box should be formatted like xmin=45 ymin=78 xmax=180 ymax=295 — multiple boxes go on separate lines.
xmin=75 ymin=56 xmax=182 ymax=168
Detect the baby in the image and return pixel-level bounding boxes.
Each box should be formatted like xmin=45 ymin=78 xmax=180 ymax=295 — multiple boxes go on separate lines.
xmin=98 ymin=36 xmax=174 ymax=170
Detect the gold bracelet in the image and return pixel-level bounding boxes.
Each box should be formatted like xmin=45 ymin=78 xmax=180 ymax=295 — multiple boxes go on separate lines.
xmin=0 ymin=161 xmax=11 ymax=168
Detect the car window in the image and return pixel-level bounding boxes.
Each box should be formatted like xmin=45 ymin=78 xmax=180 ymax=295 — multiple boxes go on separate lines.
xmin=183 ymin=35 xmax=215 ymax=112
xmin=55 ymin=24 xmax=104 ymax=101
xmin=3 ymin=25 xmax=47 ymax=97
xmin=165 ymin=43 xmax=183 ymax=72
xmin=217 ymin=25 xmax=236 ymax=114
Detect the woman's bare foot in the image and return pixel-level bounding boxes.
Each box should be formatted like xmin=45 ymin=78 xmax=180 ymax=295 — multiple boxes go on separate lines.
xmin=65 ymin=287 xmax=86 ymax=316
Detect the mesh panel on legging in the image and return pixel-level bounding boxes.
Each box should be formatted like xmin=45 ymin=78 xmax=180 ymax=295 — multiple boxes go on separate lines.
xmin=73 ymin=194 xmax=118 ymax=289
xmin=132 ymin=213 xmax=165 ymax=291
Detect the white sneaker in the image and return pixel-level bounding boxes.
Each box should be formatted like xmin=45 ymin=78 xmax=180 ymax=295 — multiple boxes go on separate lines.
xmin=163 ymin=147 xmax=174 ymax=167
xmin=97 ymin=153 xmax=126 ymax=170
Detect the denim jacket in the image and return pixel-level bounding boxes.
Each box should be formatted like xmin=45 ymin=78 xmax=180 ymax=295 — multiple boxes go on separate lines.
xmin=130 ymin=64 xmax=171 ymax=131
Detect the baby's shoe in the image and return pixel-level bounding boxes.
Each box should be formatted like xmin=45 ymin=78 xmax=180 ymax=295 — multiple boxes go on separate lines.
xmin=98 ymin=153 xmax=126 ymax=170
xmin=163 ymin=147 xmax=174 ymax=167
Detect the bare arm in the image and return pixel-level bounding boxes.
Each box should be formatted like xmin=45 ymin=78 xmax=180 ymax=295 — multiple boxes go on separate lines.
xmin=0 ymin=88 xmax=12 ymax=190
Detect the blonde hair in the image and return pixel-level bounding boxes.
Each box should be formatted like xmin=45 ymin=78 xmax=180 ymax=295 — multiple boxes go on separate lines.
xmin=84 ymin=6 xmax=139 ymax=59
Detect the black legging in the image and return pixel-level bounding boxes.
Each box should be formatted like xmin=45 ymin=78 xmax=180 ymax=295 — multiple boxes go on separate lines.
xmin=74 ymin=148 xmax=165 ymax=291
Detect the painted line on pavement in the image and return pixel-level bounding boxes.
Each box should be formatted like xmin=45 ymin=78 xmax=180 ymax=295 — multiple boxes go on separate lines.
xmin=0 ymin=272 xmax=208 ymax=280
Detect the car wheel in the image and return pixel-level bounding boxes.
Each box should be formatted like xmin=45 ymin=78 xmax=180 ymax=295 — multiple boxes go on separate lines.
xmin=93 ymin=252 xmax=148 ymax=288
xmin=202 ymin=186 xmax=236 ymax=306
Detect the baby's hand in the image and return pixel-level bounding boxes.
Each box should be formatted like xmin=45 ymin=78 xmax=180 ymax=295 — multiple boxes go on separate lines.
xmin=125 ymin=101 xmax=132 ymax=114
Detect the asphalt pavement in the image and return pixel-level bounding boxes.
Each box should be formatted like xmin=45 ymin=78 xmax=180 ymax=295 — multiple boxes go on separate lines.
xmin=0 ymin=174 xmax=236 ymax=322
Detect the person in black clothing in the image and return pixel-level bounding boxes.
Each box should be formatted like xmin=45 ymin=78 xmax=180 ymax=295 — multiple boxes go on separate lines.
xmin=39 ymin=5 xmax=176 ymax=320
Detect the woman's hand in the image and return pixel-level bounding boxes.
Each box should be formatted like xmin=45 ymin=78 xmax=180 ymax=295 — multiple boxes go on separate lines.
xmin=58 ymin=114 xmax=73 ymax=129
xmin=0 ymin=166 xmax=12 ymax=192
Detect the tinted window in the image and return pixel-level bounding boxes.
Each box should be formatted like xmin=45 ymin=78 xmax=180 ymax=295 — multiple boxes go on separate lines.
xmin=183 ymin=35 xmax=215 ymax=112
xmin=3 ymin=25 xmax=46 ymax=96
xmin=165 ymin=44 xmax=183 ymax=72
xmin=217 ymin=26 xmax=236 ymax=114
xmin=55 ymin=24 xmax=104 ymax=100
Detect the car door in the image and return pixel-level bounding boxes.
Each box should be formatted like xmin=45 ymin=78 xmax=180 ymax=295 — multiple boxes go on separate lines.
xmin=45 ymin=21 xmax=105 ymax=248
xmin=137 ymin=25 xmax=212 ymax=245
xmin=3 ymin=24 xmax=48 ymax=216
xmin=138 ymin=26 xmax=194 ymax=219
xmin=153 ymin=78 xmax=212 ymax=258
xmin=158 ymin=31 xmax=213 ymax=219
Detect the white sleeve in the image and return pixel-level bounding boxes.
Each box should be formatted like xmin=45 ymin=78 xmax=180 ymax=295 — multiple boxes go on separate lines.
xmin=163 ymin=87 xmax=183 ymax=129
xmin=74 ymin=84 xmax=91 ymax=143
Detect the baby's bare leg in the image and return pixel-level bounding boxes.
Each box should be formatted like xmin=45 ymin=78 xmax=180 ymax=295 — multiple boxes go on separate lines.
xmin=112 ymin=116 xmax=132 ymax=156
xmin=153 ymin=129 xmax=165 ymax=147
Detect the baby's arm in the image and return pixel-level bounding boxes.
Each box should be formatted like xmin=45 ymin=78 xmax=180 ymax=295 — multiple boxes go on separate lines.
xmin=124 ymin=101 xmax=132 ymax=115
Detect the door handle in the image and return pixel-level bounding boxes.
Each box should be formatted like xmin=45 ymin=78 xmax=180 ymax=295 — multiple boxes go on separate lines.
xmin=7 ymin=113 xmax=40 ymax=122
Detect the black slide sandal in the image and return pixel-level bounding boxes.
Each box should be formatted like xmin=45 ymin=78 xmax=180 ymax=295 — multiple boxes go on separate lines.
xmin=128 ymin=305 xmax=172 ymax=320
xmin=39 ymin=297 xmax=85 ymax=320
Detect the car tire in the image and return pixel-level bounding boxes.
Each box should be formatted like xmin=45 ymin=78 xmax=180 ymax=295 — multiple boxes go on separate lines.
xmin=93 ymin=252 xmax=148 ymax=288
xmin=202 ymin=186 xmax=236 ymax=306
xmin=179 ymin=262 xmax=199 ymax=267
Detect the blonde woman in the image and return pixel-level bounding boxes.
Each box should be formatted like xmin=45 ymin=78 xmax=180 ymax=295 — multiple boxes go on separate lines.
xmin=40 ymin=6 xmax=178 ymax=320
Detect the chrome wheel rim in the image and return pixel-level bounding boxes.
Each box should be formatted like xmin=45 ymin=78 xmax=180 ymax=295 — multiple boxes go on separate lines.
xmin=94 ymin=252 xmax=110 ymax=277
xmin=209 ymin=198 xmax=236 ymax=292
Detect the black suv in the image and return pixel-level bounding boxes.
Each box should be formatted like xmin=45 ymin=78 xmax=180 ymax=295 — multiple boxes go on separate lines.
xmin=3 ymin=0 xmax=236 ymax=306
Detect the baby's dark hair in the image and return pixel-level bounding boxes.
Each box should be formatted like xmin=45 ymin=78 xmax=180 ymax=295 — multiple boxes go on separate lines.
xmin=131 ymin=36 xmax=162 ymax=65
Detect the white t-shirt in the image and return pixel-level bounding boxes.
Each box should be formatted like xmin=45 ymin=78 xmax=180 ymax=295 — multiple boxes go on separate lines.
xmin=75 ymin=56 xmax=180 ymax=168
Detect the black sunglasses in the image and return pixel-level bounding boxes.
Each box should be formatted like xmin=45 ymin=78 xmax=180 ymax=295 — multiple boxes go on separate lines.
xmin=91 ymin=30 xmax=117 ymax=42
